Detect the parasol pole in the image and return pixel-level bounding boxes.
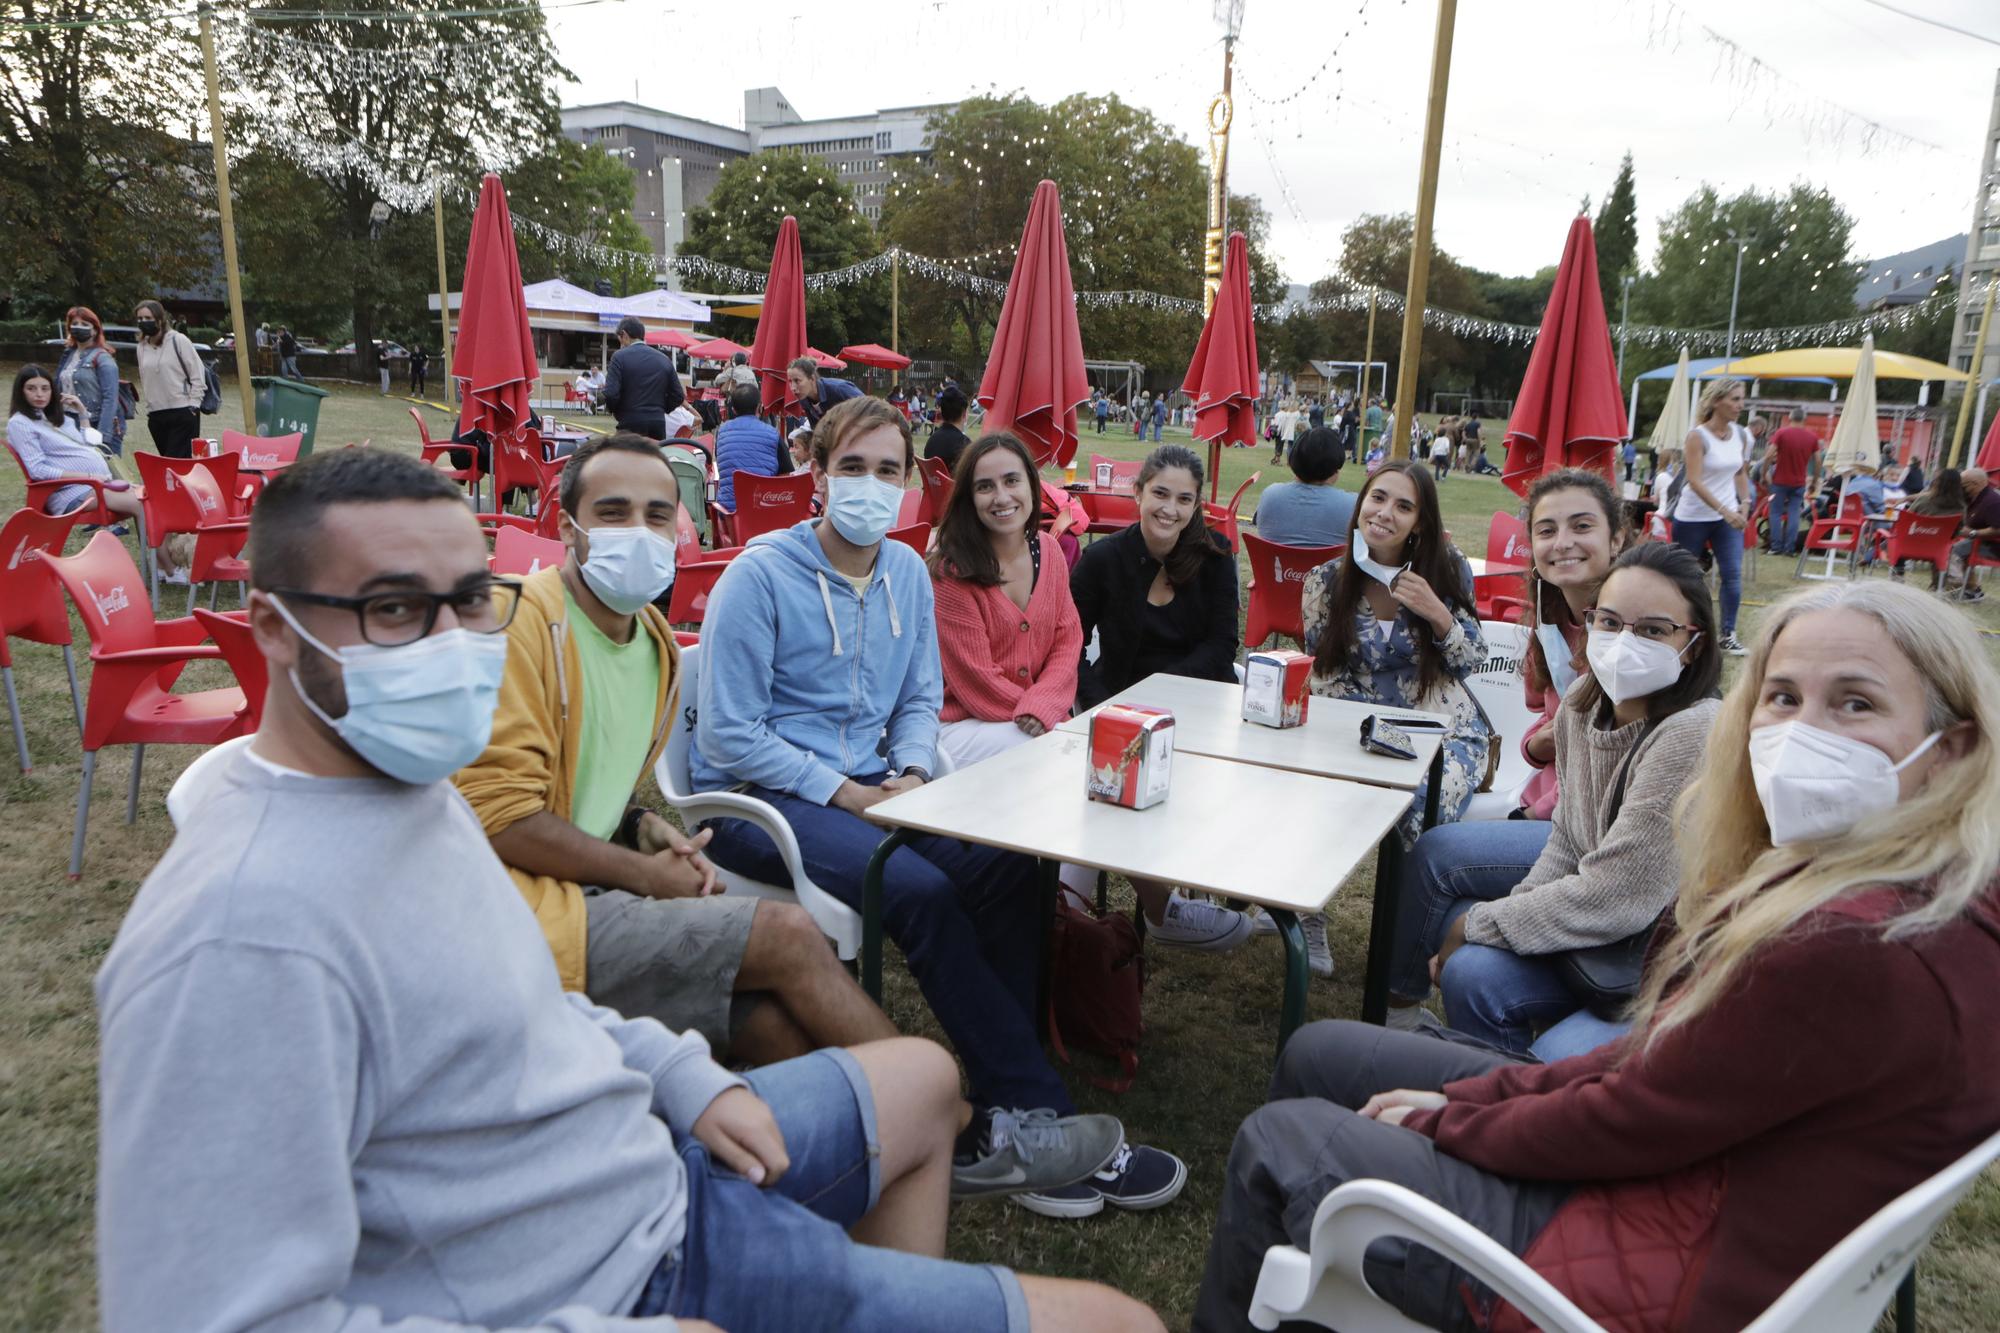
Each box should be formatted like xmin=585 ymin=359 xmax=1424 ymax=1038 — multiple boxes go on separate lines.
xmin=434 ymin=180 xmax=455 ymax=407
xmin=198 ymin=5 xmax=256 ymax=430
xmin=1203 ymin=5 xmax=1240 ymax=317
xmin=1361 ymin=289 xmax=1378 ymax=442
xmin=1390 ymin=0 xmax=1457 ymax=459
xmin=1951 ymin=276 xmax=1996 ymax=469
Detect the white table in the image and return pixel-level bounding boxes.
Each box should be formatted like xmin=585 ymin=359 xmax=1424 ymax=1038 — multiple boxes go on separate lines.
xmin=860 ymin=730 xmax=1413 ymax=1054
xmin=1058 ymin=673 xmax=1452 ymax=1023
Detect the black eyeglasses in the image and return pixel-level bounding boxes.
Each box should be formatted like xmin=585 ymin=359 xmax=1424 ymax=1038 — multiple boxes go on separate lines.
xmin=275 ymin=579 xmax=523 ymax=647
xmin=1583 ymin=608 xmax=1694 ymax=643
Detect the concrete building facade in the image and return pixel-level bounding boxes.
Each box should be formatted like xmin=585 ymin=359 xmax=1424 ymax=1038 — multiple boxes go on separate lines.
xmin=561 ymin=87 xmax=951 ymax=265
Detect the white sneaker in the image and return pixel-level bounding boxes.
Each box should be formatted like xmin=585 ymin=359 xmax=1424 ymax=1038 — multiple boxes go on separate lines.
xmin=158 ymin=567 xmax=190 ymax=586
xmin=1301 ymin=912 xmax=1333 ymax=978
xmin=1150 ymin=892 xmax=1252 ymax=952
xmin=1250 ymin=909 xmax=1279 ymax=936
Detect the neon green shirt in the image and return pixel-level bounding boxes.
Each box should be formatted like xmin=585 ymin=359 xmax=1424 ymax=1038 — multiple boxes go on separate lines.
xmin=564 ymin=588 xmax=662 ymax=841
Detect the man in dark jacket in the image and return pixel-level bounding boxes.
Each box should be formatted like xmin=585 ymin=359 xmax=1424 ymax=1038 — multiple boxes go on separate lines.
xmin=923 ymin=385 xmax=971 ymax=471
xmin=602 ymin=316 xmax=684 ymax=439
xmin=785 ymin=356 xmax=863 ymax=426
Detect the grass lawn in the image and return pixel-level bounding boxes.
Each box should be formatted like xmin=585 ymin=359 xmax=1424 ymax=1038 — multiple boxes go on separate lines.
xmin=3 ymin=379 xmax=1998 ymax=1330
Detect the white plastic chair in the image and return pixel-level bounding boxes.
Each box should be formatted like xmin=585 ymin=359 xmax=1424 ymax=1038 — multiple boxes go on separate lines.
xmin=1461 ymin=620 xmax=1537 ymax=821
xmin=164 ymin=734 xmax=255 ymax=828
xmin=653 ymin=644 xmax=860 ymax=960
xmin=1249 ymin=1123 xmax=2000 ymax=1332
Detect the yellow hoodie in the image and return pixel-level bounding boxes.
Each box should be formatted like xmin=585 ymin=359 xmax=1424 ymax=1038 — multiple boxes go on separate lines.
xmin=454 ymin=565 xmax=679 ymax=991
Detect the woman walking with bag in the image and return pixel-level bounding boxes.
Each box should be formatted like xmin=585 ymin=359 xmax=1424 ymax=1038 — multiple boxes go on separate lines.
xmin=56 ymin=306 xmax=126 ymax=455
xmin=1388 ymin=543 xmax=1722 ymax=1057
xmin=133 ymin=299 xmax=204 ymax=459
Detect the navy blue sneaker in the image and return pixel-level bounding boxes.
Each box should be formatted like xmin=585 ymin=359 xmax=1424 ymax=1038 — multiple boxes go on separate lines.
xmin=1012 ymin=1141 xmax=1188 ymax=1218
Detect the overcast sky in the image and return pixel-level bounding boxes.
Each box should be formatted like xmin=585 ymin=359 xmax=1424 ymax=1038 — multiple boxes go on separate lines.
xmin=547 ymin=0 xmax=1996 ymax=287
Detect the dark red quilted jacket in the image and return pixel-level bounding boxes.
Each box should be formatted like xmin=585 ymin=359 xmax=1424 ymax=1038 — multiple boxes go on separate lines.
xmin=1407 ymin=885 xmax=2000 ymax=1333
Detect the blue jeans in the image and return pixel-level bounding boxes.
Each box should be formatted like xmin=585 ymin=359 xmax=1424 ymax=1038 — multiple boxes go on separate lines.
xmin=633 ymin=1048 xmax=1029 ymax=1332
xmin=1671 ymin=517 xmax=1741 ymax=634
xmin=1768 ymin=483 xmax=1806 ymax=554
xmin=1390 ymin=820 xmax=1551 ymax=1003
xmin=1150 ymin=420 xmax=1163 ymax=441
xmin=704 ymin=776 xmax=1071 ymax=1115
xmin=1440 ymin=943 xmax=1614 ymax=1058
xmin=1529 ymin=1009 xmax=1631 ymax=1062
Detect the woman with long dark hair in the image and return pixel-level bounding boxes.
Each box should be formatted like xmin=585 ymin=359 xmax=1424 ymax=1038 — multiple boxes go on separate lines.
xmin=6 ymin=364 xmax=148 ymax=533
xmin=133 ymin=298 xmax=204 ymax=459
xmin=1071 ymin=443 xmax=1248 ymax=951
xmin=927 ymin=431 xmax=1082 ymax=772
xmin=1392 ymin=542 xmax=1723 ymax=1058
xmin=55 ymin=305 xmax=125 ymax=453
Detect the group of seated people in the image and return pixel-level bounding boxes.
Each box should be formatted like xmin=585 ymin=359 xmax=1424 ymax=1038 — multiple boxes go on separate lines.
xmin=91 ymin=396 xmax=2000 ymax=1331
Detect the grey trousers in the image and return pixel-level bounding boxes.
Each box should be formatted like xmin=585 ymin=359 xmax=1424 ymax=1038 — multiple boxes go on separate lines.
xmin=1194 ymin=1021 xmax=1572 ymax=1332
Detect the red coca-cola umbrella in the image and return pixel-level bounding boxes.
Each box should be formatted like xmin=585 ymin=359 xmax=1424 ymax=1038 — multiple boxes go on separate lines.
xmin=645 ymin=327 xmax=704 ymax=350
xmin=1977 ymin=407 xmax=2000 ymax=472
xmin=1182 ymin=230 xmax=1262 ymax=501
xmin=978 ymin=180 xmax=1091 ymax=468
xmin=688 ymin=337 xmax=748 ymax=362
xmin=749 ymin=215 xmax=808 ymax=415
xmin=1501 ymin=216 xmax=1628 ymax=496
xmin=807 ymin=346 xmax=847 ymax=371
xmin=453 ymin=173 xmax=538 ymax=441
xmin=837 ymin=342 xmax=912 ymax=371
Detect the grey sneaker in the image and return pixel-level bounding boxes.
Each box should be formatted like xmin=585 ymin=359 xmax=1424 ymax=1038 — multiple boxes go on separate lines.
xmin=1384 ymin=1003 xmax=1444 ymax=1033
xmin=1301 ymin=912 xmax=1333 ymax=978
xmin=950 ymin=1107 xmax=1125 ymax=1201
xmin=1151 ymin=891 xmax=1253 ymax=952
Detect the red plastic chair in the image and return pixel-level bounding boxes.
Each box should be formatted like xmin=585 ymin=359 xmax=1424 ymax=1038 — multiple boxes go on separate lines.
xmin=668 ymin=546 xmax=746 ymax=626
xmin=898 ymin=486 xmax=929 ymax=529
xmin=491 ymin=526 xmax=567 ymax=576
xmin=1475 ymin=511 xmax=1531 ymax=620
xmin=917 ymin=456 xmax=954 ymax=523
xmin=1875 ymin=510 xmax=1959 ymax=589
xmin=133 ymin=452 xmax=252 ymax=613
xmin=1203 ymin=471 xmax=1260 ymax=553
xmin=40 ymin=532 xmax=250 ymax=877
xmin=218 ymin=428 xmax=303 ymax=474
xmin=888 ymin=523 xmax=931 ymax=554
xmin=3 ymin=429 xmax=141 ymax=534
xmin=192 ymin=608 xmax=268 ymax=734
xmin=1243 ymin=534 xmax=1345 ymax=649
xmin=1795 ymin=493 xmax=1867 ymax=579
xmin=412 ymin=407 xmax=484 ymax=509
xmin=1 ymin=506 xmax=87 ymax=772
xmin=1089 ymin=454 xmax=1143 ymax=489
xmin=732 ymin=471 xmax=815 ymax=543
xmin=675 ymin=505 xmax=704 ymax=566
xmin=1080 ymin=490 xmax=1140 ymax=536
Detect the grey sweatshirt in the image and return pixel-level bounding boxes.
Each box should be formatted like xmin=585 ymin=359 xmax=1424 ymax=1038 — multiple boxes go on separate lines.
xmin=1462 ymin=692 xmax=1721 ymax=954
xmin=96 ymin=751 xmax=745 ymax=1332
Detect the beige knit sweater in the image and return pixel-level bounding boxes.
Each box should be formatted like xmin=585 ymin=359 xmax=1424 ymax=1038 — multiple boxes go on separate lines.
xmin=1461 ymin=689 xmax=1721 ymax=954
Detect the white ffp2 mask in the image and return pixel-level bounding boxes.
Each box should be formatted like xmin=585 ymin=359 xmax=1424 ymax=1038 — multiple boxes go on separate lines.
xmin=1748 ymin=721 xmax=1942 ymax=846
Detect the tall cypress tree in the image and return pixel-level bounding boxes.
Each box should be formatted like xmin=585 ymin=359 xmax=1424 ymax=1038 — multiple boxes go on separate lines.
xmin=1595 ymin=152 xmax=1639 ymax=322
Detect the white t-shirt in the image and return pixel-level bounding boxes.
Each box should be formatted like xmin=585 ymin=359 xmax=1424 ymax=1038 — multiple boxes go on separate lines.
xmin=1673 ymin=421 xmax=1746 ymax=523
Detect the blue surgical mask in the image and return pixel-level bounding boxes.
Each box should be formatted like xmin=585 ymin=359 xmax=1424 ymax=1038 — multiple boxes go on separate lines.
xmin=274 ymin=599 xmax=507 ymax=785
xmin=1535 ymin=621 xmax=1579 ymax=695
xmin=578 ymin=524 xmax=677 ymax=615
xmin=825 ymin=474 xmax=902 ymax=547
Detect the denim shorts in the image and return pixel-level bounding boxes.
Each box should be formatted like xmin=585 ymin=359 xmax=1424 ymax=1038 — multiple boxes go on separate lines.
xmin=633 ymin=1048 xmax=1030 ymax=1333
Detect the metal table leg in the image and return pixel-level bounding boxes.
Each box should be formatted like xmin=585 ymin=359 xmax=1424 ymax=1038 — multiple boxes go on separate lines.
xmin=859 ymin=827 xmax=910 ymax=1001
xmin=1272 ymin=908 xmax=1310 ymax=1057
xmin=1896 ymin=1268 xmax=1917 ymax=1333
xmin=1035 ymin=857 xmax=1059 ymax=1041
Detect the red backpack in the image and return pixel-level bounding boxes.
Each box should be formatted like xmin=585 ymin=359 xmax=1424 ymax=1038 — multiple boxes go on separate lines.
xmin=1047 ymin=894 xmax=1147 ymax=1093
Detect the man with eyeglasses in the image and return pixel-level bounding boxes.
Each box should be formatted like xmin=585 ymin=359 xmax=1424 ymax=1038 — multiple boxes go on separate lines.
xmin=96 ymin=447 xmax=1162 ymax=1333
xmin=455 ymin=432 xmax=896 ymax=1064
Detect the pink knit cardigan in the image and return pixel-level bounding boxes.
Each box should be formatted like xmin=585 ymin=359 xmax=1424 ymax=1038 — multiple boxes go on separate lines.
xmin=933 ymin=531 xmax=1083 ymax=730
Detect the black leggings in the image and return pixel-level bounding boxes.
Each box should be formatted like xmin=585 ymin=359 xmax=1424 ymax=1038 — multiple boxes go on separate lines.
xmin=147 ymin=406 xmax=201 ymax=459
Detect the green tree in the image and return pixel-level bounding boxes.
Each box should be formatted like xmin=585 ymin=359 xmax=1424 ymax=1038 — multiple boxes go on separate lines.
xmin=1593 ymin=152 xmax=1639 ymax=321
xmin=882 ymin=93 xmax=1282 ymax=381
xmin=506 ymin=137 xmax=654 ymax=296
xmin=1636 ymin=183 xmax=1860 ymax=339
xmin=1872 ymin=267 xmax=1958 ymax=405
xmin=0 ymin=0 xmax=211 ymax=319
xmin=229 ymin=0 xmax=567 ymax=375
xmin=679 ymin=149 xmax=886 ymax=351
xmin=1313 ymin=213 xmax=1493 ymax=402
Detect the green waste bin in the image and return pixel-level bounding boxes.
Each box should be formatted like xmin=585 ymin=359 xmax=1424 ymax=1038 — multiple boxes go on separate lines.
xmin=252 ymin=376 xmax=331 ymax=455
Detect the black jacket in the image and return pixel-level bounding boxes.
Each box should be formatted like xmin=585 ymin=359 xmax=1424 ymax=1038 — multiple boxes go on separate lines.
xmin=603 ymin=342 xmax=685 ymax=431
xmin=1070 ymin=523 xmax=1240 ymax=709
xmin=925 ymin=423 xmax=970 ymax=472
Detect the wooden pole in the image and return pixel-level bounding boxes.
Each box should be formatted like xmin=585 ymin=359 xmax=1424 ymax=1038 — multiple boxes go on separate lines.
xmin=1952 ymin=277 xmax=1996 ymax=468
xmin=434 ymin=181 xmax=455 ymax=407
xmin=1390 ymin=0 xmax=1458 ymax=459
xmin=198 ymin=6 xmax=256 ymax=430
xmin=1361 ymin=289 xmax=1378 ymax=434
xmin=890 ymin=249 xmax=900 ymax=387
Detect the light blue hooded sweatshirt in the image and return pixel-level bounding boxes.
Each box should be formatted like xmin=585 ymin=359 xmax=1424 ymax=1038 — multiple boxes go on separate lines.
xmin=691 ymin=519 xmax=940 ymax=802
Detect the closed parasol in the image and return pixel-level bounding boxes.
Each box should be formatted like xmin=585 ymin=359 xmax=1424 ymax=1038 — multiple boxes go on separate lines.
xmin=1501 ymin=216 xmax=1628 ymax=495
xmin=977 ymin=180 xmax=1091 ymax=468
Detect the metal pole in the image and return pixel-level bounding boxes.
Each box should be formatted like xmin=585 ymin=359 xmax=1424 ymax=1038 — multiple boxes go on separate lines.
xmin=1616 ymin=273 xmax=1634 ymax=385
xmin=1361 ymin=289 xmax=1378 ymax=443
xmin=198 ymin=6 xmax=256 ymax=430
xmin=1390 ymin=0 xmax=1458 ymax=459
xmin=890 ymin=249 xmax=900 ymax=387
xmin=434 ymin=181 xmax=455 ymax=407
xmin=1725 ymin=234 xmax=1753 ymax=364
xmin=1951 ymin=277 xmax=1996 ymax=468
xmin=1202 ymin=39 xmax=1237 ymax=317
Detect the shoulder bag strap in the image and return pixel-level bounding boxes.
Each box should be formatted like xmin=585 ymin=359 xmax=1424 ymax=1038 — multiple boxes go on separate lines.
xmin=1602 ymin=714 xmax=1664 ymax=822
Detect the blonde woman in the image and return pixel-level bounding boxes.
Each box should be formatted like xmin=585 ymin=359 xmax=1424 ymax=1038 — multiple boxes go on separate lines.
xmin=1196 ymin=580 xmax=2000 ymax=1333
xmin=1672 ymin=378 xmax=1752 ymax=654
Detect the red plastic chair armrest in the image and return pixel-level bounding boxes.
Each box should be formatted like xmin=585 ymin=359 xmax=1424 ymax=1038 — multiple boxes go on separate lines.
xmin=90 ymin=644 xmax=226 ymax=667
